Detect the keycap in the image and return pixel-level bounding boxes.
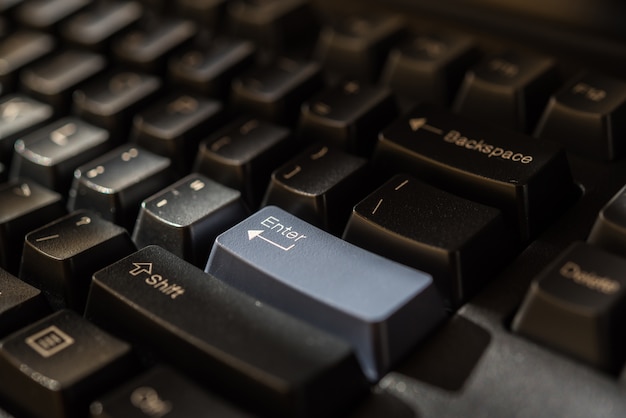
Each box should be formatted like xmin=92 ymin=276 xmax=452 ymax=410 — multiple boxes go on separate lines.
xmin=452 ymin=50 xmax=558 ymax=132
xmin=380 ymin=32 xmax=479 ymax=106
xmin=0 ymin=30 xmax=55 ymax=91
xmin=0 ymin=268 xmax=50 ymax=337
xmin=14 ymin=0 xmax=91 ymax=31
xmin=112 ymin=17 xmax=197 ymax=73
xmin=0 ymin=310 xmax=135 ymax=418
xmin=262 ymin=144 xmax=369 ymax=233
xmin=231 ymin=58 xmax=324 ymax=125
xmin=588 ymin=184 xmax=626 ymax=255
xmin=90 ymin=365 xmax=251 ymax=418
xmin=228 ymin=0 xmax=318 ymax=52
xmin=373 ymin=104 xmax=578 ymax=242
xmin=20 ymin=210 xmax=136 ymax=311
xmin=61 ymin=1 xmax=144 ymax=52
xmin=85 ymin=245 xmax=367 ymax=417
xmin=0 ymin=94 xmax=54 ymax=164
xmin=0 ymin=179 xmax=66 ymax=274
xmin=206 ymin=206 xmax=446 ymax=381
xmin=133 ymin=174 xmax=248 ymax=267
xmin=534 ymin=71 xmax=626 ymax=160
xmin=131 ymin=94 xmax=223 ymax=173
xmin=343 ymin=175 xmax=516 ymax=308
xmin=194 ymin=116 xmax=294 ymax=207
xmin=298 ymin=79 xmax=398 ymax=155
xmin=315 ymin=13 xmax=404 ymax=82
xmin=168 ymin=37 xmax=256 ymax=100
xmin=512 ymin=242 xmax=626 ymax=372
xmin=68 ymin=145 xmax=174 ymax=230
xmin=20 ymin=49 xmax=106 ymax=112
xmin=11 ymin=117 xmax=112 ymax=194
xmin=73 ymin=70 xmax=162 ymax=138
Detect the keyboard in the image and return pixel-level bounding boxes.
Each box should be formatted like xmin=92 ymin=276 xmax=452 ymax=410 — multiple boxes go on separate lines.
xmin=2 ymin=0 xmax=626 ymax=416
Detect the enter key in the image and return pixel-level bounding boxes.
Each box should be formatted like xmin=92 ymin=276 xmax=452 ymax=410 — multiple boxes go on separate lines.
xmin=206 ymin=206 xmax=446 ymax=381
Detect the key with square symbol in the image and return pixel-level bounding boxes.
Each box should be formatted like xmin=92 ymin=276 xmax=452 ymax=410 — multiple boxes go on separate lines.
xmin=0 ymin=310 xmax=135 ymax=418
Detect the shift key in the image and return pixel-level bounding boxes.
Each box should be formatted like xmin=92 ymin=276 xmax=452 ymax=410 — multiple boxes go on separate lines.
xmin=85 ymin=246 xmax=366 ymax=418
xmin=206 ymin=206 xmax=446 ymax=381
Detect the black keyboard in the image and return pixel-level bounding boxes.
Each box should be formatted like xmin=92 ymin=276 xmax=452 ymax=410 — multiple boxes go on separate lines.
xmin=2 ymin=0 xmax=626 ymax=417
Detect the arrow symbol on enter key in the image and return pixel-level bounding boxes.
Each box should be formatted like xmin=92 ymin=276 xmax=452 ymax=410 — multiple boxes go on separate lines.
xmin=247 ymin=230 xmax=295 ymax=252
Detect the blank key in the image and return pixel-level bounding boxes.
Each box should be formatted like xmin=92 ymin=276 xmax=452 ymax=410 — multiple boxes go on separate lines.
xmin=206 ymin=206 xmax=446 ymax=381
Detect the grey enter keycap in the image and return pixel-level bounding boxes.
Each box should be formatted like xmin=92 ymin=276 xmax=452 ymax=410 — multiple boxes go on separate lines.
xmin=206 ymin=206 xmax=446 ymax=381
